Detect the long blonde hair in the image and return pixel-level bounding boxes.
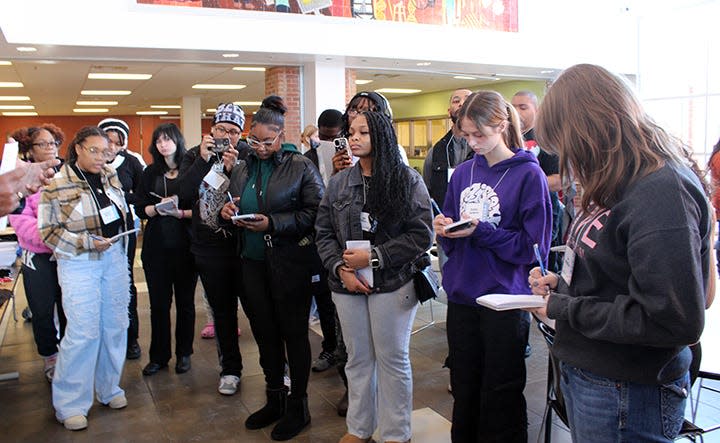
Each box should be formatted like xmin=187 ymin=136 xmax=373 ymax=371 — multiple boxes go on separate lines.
xmin=536 ymin=64 xmax=702 ymax=211
xmin=300 ymin=124 xmax=317 ymax=147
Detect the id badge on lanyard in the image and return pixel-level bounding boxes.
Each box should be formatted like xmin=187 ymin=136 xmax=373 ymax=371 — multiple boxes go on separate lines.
xmin=100 ymin=204 xmax=120 ymax=225
xmin=203 ymin=162 xmax=228 ymax=190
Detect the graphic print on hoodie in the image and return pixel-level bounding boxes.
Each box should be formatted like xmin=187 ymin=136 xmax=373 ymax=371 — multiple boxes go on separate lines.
xmin=440 ymin=149 xmax=553 ymax=307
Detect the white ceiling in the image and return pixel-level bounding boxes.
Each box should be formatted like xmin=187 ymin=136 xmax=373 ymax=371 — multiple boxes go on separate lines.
xmin=0 ymin=29 xmax=556 ymax=117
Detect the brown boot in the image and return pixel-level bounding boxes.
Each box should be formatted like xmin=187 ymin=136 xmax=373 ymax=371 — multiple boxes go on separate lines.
xmin=338 ymin=433 xmax=374 ymax=443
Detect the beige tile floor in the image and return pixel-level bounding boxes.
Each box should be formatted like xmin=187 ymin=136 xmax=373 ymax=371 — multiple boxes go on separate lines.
xmin=0 ymin=247 xmax=718 ymax=442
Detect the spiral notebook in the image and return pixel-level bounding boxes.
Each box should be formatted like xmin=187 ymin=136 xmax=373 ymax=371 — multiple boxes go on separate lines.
xmin=475 ymin=293 xmax=546 ymax=311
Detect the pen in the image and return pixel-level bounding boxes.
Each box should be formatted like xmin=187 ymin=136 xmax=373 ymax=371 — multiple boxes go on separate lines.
xmin=533 ymin=243 xmax=547 ymax=276
xmin=227 ymin=191 xmax=238 ymax=216
xmin=430 ymin=199 xmax=442 ymax=217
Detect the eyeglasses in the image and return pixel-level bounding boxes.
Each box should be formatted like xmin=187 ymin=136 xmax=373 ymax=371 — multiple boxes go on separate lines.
xmin=32 ymin=141 xmax=60 ymax=150
xmin=81 ymin=144 xmax=114 ymax=159
xmin=246 ymin=133 xmax=281 ymax=149
xmin=213 ymin=126 xmax=241 ymax=137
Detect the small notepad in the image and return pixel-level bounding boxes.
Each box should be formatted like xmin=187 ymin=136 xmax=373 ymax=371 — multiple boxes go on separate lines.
xmin=476 ymin=293 xmax=546 ymax=311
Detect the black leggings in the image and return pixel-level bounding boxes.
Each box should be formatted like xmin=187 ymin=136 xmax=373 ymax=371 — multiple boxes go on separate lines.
xmin=22 ymin=253 xmax=65 ymax=357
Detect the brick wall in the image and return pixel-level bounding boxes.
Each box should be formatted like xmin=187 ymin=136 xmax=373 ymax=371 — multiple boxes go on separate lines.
xmin=345 ymin=68 xmax=357 ymax=106
xmin=264 ymin=66 xmax=301 ymax=146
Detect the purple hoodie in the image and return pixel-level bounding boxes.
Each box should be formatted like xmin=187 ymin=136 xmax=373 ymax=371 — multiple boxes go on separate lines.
xmin=439 ymin=149 xmax=552 ymax=307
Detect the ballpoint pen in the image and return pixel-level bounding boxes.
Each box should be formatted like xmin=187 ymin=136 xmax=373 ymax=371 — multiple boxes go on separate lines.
xmin=533 ymin=243 xmax=547 ymax=276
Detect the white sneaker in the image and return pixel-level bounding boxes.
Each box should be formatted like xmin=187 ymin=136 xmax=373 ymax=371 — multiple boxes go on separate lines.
xmin=107 ymin=394 xmax=128 ymax=409
xmin=60 ymin=415 xmax=87 ymax=431
xmin=218 ymin=375 xmax=240 ymax=395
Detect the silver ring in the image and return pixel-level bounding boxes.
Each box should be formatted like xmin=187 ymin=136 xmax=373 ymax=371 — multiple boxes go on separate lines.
xmin=16 ymin=191 xmax=24 ymax=200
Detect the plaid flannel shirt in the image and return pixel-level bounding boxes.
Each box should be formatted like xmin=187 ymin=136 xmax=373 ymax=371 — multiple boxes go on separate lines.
xmin=38 ymin=163 xmax=128 ymax=260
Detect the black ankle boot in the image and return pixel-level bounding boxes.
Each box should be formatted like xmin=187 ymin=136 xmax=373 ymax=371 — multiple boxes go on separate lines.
xmin=245 ymin=387 xmax=288 ymax=430
xmin=270 ymin=396 xmax=311 ymax=441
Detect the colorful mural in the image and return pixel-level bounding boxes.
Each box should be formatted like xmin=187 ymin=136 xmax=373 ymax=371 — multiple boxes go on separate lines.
xmin=136 ymin=0 xmax=518 ymax=31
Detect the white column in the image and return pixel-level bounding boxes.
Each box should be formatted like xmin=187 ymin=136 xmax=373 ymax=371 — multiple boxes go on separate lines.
xmin=181 ymin=96 xmax=202 ymax=146
xmin=302 ymin=59 xmax=347 ymax=128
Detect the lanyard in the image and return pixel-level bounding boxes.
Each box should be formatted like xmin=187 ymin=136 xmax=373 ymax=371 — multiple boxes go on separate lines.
xmin=470 ymin=161 xmax=510 ymax=191
xmin=75 ymin=166 xmax=105 ymax=212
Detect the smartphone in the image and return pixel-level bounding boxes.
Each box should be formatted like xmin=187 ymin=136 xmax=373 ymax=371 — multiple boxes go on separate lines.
xmin=232 ymin=213 xmax=262 ymax=222
xmin=212 ymin=138 xmax=231 ymax=153
xmin=334 ymin=137 xmax=352 ymax=158
xmin=443 ymin=219 xmax=475 ymax=234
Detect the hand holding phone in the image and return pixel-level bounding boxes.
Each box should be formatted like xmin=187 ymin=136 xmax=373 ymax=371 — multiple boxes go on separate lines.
xmin=334 ymin=137 xmax=352 ymax=158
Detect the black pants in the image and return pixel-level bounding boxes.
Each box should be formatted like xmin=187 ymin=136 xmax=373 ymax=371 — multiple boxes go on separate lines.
xmin=195 ymin=255 xmax=244 ymax=377
xmin=447 ymin=301 xmax=529 ymax=443
xmin=142 ymin=250 xmax=197 ymax=364
xmin=309 ymin=248 xmax=337 ymax=354
xmin=241 ymin=246 xmax=312 ymax=399
xmin=22 ymin=252 xmax=66 ymax=357
xmin=127 ymin=232 xmax=139 ymax=345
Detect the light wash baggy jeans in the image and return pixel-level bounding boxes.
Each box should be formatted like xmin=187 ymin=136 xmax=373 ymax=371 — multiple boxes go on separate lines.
xmin=333 ymin=280 xmax=418 ymax=442
xmin=53 ymin=242 xmax=131 ymax=420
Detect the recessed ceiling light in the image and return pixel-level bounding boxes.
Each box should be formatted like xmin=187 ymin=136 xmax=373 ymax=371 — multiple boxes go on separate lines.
xmin=232 ymin=67 xmax=266 ymax=72
xmin=136 ymin=111 xmax=168 ymax=115
xmin=233 ymin=101 xmax=262 ymax=106
xmin=16 ymin=47 xmax=37 ymax=52
xmin=192 ymin=84 xmax=246 ymax=90
xmin=73 ymin=108 xmax=109 ymax=113
xmin=375 ymin=88 xmax=422 ymax=94
xmin=355 ymin=80 xmax=373 ymax=85
xmin=205 ymin=108 xmax=217 ymax=113
xmin=416 ymin=62 xmax=432 ymax=66
xmin=76 ymin=100 xmax=118 ymax=106
xmin=0 ymin=82 xmax=24 ymax=88
xmin=151 ymin=105 xmax=181 ymax=109
xmin=222 ymin=53 xmax=240 ymax=58
xmin=0 ymin=96 xmax=30 ymax=101
xmin=0 ymin=105 xmax=34 ymax=110
xmin=0 ymin=61 xmax=11 ymax=66
xmin=541 ymin=70 xmax=555 ymax=74
xmin=453 ymin=76 xmax=476 ymax=80
xmin=88 ymin=73 xmax=152 ymax=80
xmin=3 ymin=111 xmax=38 ymax=116
xmin=81 ymin=90 xmax=132 ymax=96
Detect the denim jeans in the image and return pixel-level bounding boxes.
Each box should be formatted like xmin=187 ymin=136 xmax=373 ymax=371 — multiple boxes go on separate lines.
xmin=52 ymin=242 xmax=130 ymax=420
xmin=560 ymin=362 xmax=689 ymax=442
xmin=333 ymin=280 xmax=418 ymax=442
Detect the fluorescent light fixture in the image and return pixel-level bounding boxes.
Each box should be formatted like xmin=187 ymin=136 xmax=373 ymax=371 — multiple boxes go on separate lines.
xmin=0 ymin=82 xmax=24 ymax=88
xmin=151 ymin=105 xmax=181 ymax=109
xmin=0 ymin=105 xmax=34 ymax=110
xmin=355 ymin=79 xmax=373 ymax=85
xmin=136 ymin=111 xmax=168 ymax=115
xmin=76 ymin=100 xmax=118 ymax=106
xmin=192 ymin=84 xmax=246 ymax=90
xmin=375 ymin=88 xmax=422 ymax=94
xmin=453 ymin=76 xmax=476 ymax=80
xmin=81 ymin=90 xmax=132 ymax=95
xmin=206 ymin=108 xmax=217 ymax=113
xmin=73 ymin=108 xmax=109 ymax=113
xmin=540 ymin=70 xmax=555 ymax=74
xmin=233 ymin=101 xmax=262 ymax=106
xmin=222 ymin=53 xmax=240 ymax=58
xmin=0 ymin=96 xmax=30 ymax=101
xmin=232 ymin=67 xmax=266 ymax=72
xmin=0 ymin=61 xmax=11 ymax=66
xmin=16 ymin=47 xmax=37 ymax=52
xmin=3 ymin=111 xmax=38 ymax=116
xmin=88 ymin=73 xmax=152 ymax=80
xmin=494 ymin=73 xmax=545 ymax=79
xmin=159 ymin=116 xmax=181 ymax=120
xmin=416 ymin=62 xmax=431 ymax=66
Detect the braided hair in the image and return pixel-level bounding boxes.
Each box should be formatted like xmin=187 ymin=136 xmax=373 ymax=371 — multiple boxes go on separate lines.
xmin=362 ymin=111 xmax=413 ymax=224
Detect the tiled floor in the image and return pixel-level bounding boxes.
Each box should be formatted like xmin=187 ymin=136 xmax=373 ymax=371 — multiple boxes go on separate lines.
xmin=0 ymin=248 xmax=718 ymax=442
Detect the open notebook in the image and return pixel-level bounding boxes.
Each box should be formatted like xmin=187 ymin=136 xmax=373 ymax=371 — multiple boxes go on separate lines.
xmin=476 ymin=293 xmax=546 ymax=311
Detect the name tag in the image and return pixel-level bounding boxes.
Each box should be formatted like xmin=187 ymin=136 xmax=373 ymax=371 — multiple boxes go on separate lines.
xmin=311 ymin=274 xmax=320 ymax=283
xmin=561 ymin=246 xmax=576 ymax=286
xmin=360 ymin=212 xmax=371 ymax=232
xmin=99 ymin=204 xmax=120 ymax=225
xmin=464 ymin=201 xmax=483 ymax=219
xmin=203 ymin=169 xmax=227 ymax=190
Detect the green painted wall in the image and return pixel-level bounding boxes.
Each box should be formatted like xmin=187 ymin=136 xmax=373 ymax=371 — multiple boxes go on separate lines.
xmin=389 ymin=80 xmax=547 ymax=120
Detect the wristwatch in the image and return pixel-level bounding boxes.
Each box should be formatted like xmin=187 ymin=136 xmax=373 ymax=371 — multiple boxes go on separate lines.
xmin=370 ymin=250 xmax=380 ymax=269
